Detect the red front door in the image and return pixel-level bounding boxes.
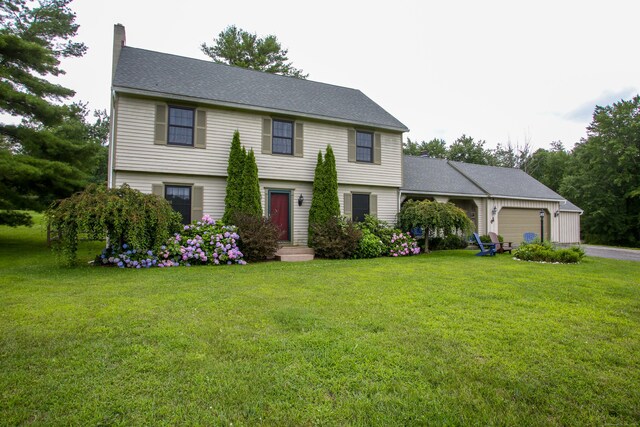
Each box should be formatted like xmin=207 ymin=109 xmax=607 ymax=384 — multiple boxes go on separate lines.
xmin=270 ymin=192 xmax=290 ymax=241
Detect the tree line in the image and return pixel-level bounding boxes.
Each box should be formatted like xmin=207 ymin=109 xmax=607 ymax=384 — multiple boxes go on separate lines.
xmin=405 ymin=95 xmax=640 ymax=246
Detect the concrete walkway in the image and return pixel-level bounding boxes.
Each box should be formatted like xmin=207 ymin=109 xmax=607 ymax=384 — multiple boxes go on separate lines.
xmin=581 ymin=245 xmax=640 ymax=262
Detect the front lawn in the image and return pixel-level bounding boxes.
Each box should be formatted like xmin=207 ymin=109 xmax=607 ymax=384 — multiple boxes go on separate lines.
xmin=1 ymin=218 xmax=639 ymax=425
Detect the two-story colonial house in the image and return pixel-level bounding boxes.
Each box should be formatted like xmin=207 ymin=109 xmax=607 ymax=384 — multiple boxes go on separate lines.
xmin=109 ymin=25 xmax=582 ymax=248
xmin=108 ymin=25 xmax=408 ymax=247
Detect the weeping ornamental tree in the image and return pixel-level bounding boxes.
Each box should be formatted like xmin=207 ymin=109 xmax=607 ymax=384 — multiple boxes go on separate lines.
xmin=46 ymin=184 xmax=182 ymax=265
xmin=399 ymin=200 xmax=474 ymax=252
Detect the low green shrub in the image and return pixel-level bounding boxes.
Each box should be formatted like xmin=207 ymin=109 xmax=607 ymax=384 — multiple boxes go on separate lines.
xmin=514 ymin=241 xmax=585 ymax=264
xmin=234 ymin=213 xmax=280 ymax=261
xmin=353 ymin=228 xmax=385 ymax=259
xmin=432 ymin=234 xmax=469 ymax=250
xmin=311 ymin=216 xmax=361 ymax=259
xmin=480 ymin=234 xmax=503 ymax=243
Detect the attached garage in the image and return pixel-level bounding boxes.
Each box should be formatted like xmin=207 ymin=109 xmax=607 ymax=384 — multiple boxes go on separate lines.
xmin=498 ymin=208 xmax=550 ymax=244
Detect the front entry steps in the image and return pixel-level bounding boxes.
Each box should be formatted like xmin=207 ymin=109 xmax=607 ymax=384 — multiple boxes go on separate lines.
xmin=275 ymin=246 xmax=315 ymax=262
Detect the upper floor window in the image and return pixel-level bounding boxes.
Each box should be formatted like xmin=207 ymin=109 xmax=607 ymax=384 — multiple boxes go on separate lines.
xmin=168 ymin=106 xmax=194 ymax=146
xmin=165 ymin=185 xmax=192 ymax=224
xmin=272 ymin=119 xmax=293 ymax=155
xmin=356 ymin=131 xmax=373 ymax=162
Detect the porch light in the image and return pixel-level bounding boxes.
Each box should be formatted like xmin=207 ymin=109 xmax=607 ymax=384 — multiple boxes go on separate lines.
xmin=298 ymin=194 xmax=304 ymax=206
xmin=492 ymin=206 xmax=497 ymax=216
xmin=554 ymin=210 xmax=560 ymax=217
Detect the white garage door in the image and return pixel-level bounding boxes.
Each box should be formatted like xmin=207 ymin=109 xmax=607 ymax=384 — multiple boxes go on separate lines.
xmin=498 ymin=208 xmax=550 ymax=245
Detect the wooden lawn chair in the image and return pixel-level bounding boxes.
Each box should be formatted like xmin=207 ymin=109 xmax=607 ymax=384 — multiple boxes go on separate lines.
xmin=472 ymin=232 xmax=496 ymax=256
xmin=489 ymin=232 xmax=513 ymax=254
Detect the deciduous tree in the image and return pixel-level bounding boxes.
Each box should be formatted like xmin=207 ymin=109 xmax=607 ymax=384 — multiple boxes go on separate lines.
xmin=560 ymin=95 xmax=640 ymax=246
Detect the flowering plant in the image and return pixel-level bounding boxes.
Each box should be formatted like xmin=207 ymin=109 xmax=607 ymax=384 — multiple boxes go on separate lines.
xmin=98 ymin=243 xmax=167 ymax=268
xmin=96 ymin=215 xmax=246 ymax=268
xmin=161 ymin=215 xmax=246 ymax=266
xmin=388 ymin=232 xmax=421 ymax=257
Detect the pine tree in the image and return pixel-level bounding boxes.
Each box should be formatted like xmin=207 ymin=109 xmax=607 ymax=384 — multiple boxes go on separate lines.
xmin=222 ymin=130 xmax=246 ymax=223
xmin=323 ymin=145 xmax=340 ymax=218
xmin=0 ymin=0 xmax=101 ymax=226
xmin=308 ymin=151 xmax=324 ymax=238
xmin=239 ymin=149 xmax=262 ymax=217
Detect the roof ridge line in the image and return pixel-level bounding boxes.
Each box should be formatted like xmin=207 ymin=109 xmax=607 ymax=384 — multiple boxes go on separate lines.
xmin=447 ymin=160 xmax=491 ymax=196
xmin=120 ymin=45 xmax=366 ymax=93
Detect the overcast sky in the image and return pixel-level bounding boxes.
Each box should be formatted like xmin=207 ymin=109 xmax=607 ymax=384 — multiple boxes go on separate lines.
xmin=57 ymin=0 xmax=640 ymax=151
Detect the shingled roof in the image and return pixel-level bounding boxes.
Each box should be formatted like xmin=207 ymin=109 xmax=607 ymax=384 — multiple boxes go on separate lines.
xmin=113 ymin=47 xmax=408 ymax=132
xmin=402 ymin=156 xmax=486 ymax=196
xmin=403 ymin=156 xmax=566 ymax=202
xmin=448 ymin=161 xmax=565 ymax=201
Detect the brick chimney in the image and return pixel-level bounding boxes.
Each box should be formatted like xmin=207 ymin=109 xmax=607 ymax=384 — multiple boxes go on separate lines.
xmin=112 ymin=24 xmax=126 ymax=81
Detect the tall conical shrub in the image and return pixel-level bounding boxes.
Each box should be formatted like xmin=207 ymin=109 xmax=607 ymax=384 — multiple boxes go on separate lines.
xmin=323 ymin=145 xmax=340 ymax=218
xmin=240 ymin=149 xmax=262 ymax=217
xmin=222 ymin=130 xmax=246 ymax=223
xmin=308 ymin=151 xmax=324 ymax=239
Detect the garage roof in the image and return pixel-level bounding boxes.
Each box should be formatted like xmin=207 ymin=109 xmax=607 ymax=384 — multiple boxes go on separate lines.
xmin=559 ymin=200 xmax=583 ymax=212
xmin=403 ymin=156 xmax=566 ymax=202
xmin=403 ymin=156 xmax=485 ymax=196
xmin=113 ymin=47 xmax=409 ymax=132
xmin=449 ymin=161 xmax=565 ymax=200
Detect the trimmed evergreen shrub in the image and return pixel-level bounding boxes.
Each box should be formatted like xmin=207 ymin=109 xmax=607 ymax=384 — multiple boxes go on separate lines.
xmin=222 ymin=130 xmax=246 ymax=223
xmin=234 ymin=213 xmax=280 ymax=261
xmin=240 ymin=149 xmax=262 ymax=217
xmin=308 ymin=151 xmax=324 ymax=239
xmin=311 ymin=216 xmax=361 ymax=259
xmin=308 ymin=145 xmax=340 ymax=243
xmin=323 ymin=145 xmax=340 ymax=218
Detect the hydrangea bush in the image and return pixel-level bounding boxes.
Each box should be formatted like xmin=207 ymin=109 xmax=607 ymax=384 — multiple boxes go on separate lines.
xmin=388 ymin=232 xmax=421 ymax=257
xmin=98 ymin=244 xmax=163 ymax=268
xmin=163 ymin=215 xmax=245 ymax=266
xmin=97 ymin=215 xmax=246 ymax=268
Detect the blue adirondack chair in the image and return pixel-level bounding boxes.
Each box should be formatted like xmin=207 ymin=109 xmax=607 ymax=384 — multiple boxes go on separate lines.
xmin=472 ymin=232 xmax=496 ymax=256
xmin=523 ymin=232 xmax=537 ymax=243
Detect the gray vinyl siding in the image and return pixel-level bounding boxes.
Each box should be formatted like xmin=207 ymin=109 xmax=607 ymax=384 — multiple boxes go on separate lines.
xmin=113 ymin=96 xmax=402 ymax=188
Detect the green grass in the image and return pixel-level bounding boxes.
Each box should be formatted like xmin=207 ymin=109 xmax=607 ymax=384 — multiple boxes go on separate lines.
xmin=1 ymin=216 xmax=640 ymax=425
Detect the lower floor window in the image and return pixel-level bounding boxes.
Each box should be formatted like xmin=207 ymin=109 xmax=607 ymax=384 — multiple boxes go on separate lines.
xmin=352 ymin=193 xmax=370 ymax=222
xmin=165 ymin=185 xmax=191 ymax=224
